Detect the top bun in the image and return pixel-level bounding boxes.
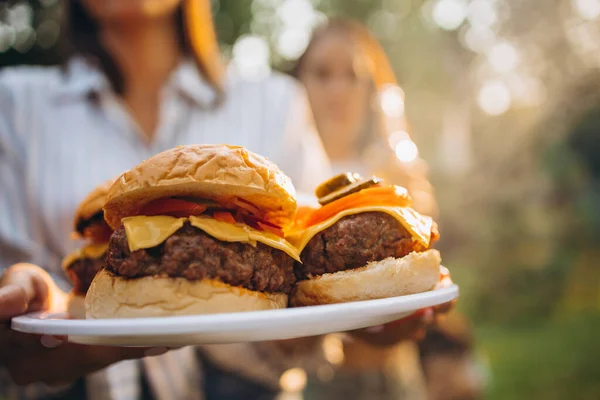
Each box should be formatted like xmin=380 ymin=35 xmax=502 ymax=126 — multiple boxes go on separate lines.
xmin=74 ymin=179 xmax=114 ymax=234
xmin=104 ymin=144 xmax=297 ymax=230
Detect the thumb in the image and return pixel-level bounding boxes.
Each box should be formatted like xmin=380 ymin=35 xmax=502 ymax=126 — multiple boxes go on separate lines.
xmin=0 ymin=284 xmax=30 ymax=322
xmin=0 ymin=263 xmax=52 ymax=319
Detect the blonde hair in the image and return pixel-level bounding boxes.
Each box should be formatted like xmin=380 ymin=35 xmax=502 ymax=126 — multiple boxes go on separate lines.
xmin=183 ymin=0 xmax=224 ymax=93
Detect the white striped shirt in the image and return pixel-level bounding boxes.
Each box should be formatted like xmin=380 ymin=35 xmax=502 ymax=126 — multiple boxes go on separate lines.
xmin=0 ymin=57 xmax=332 ymax=399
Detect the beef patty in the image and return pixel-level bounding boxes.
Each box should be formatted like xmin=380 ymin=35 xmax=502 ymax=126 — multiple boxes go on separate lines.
xmin=106 ymin=223 xmax=296 ymax=294
xmin=296 ymin=212 xmax=437 ymax=280
xmin=65 ymin=256 xmax=105 ymax=295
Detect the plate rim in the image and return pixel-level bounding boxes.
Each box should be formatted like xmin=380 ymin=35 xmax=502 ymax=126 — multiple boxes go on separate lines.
xmin=11 ymin=284 xmax=458 ymax=337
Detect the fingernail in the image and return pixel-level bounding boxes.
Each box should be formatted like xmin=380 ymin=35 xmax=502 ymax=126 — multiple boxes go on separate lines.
xmin=40 ymin=335 xmax=63 ymax=348
xmin=144 ymin=347 xmax=168 ymax=357
xmin=365 ymin=324 xmax=385 ymax=333
xmin=423 ymin=308 xmax=435 ymax=324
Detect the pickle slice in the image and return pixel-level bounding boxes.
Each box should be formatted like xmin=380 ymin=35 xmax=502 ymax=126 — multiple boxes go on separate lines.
xmin=315 ymin=173 xmax=362 ymax=198
xmin=318 ymin=176 xmax=383 ymax=206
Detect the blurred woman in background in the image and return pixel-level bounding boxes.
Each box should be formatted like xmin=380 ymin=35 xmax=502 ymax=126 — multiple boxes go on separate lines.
xmin=293 ymin=18 xmax=437 ymax=218
xmin=293 ymin=18 xmax=482 ymax=400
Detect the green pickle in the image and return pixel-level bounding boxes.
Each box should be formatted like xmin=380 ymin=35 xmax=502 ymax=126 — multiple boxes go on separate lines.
xmin=317 ymin=173 xmax=382 ymax=205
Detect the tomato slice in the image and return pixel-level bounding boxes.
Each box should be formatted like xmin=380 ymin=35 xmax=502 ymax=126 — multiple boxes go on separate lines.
xmin=233 ymin=198 xmax=263 ymax=217
xmin=302 ymin=186 xmax=412 ymax=227
xmin=213 ymin=211 xmax=236 ymax=224
xmin=84 ymin=221 xmax=113 ymax=243
xmin=140 ymin=198 xmax=208 ymax=217
xmin=256 ymin=221 xmax=285 ymax=237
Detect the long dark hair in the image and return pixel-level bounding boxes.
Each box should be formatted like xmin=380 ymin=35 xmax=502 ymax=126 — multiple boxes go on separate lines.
xmin=64 ymin=0 xmax=223 ymax=96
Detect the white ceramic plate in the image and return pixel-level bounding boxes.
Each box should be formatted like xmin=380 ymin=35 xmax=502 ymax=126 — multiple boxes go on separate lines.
xmin=11 ymin=284 xmax=458 ymax=347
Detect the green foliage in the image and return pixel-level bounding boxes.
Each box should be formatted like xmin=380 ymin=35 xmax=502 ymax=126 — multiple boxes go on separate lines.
xmin=477 ymin=315 xmax=600 ymax=400
xmin=214 ymin=0 xmax=253 ymax=45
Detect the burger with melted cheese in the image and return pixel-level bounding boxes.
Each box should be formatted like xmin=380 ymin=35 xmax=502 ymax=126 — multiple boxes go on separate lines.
xmin=62 ymin=180 xmax=114 ymax=319
xmin=289 ymin=173 xmax=445 ymax=306
xmin=86 ymin=144 xmax=302 ymax=318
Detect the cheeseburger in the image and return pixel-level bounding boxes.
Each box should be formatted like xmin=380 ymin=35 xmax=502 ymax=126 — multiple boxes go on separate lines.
xmin=62 ymin=180 xmax=114 ymax=318
xmin=86 ymin=144 xmax=301 ymax=318
xmin=289 ymin=173 xmax=445 ymax=306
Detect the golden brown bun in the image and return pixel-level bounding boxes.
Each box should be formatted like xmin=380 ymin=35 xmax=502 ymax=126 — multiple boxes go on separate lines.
xmin=86 ymin=269 xmax=288 ymax=319
xmin=74 ymin=179 xmax=114 ymax=234
xmin=103 ymin=144 xmax=297 ymax=230
xmin=67 ymin=293 xmax=86 ymax=320
xmin=290 ymin=250 xmax=441 ymax=307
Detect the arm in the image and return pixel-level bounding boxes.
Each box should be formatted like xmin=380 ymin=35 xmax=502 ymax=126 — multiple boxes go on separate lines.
xmin=0 ymin=76 xmax=160 ymax=391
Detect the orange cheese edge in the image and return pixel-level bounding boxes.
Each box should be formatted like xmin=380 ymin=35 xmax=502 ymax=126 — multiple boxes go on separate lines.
xmin=287 ymin=206 xmax=433 ymax=253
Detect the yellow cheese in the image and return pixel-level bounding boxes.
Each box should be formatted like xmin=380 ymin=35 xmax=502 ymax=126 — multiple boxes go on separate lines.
xmin=61 ymin=242 xmax=109 ymax=270
xmin=121 ymin=215 xmax=301 ymax=262
xmin=287 ymin=206 xmax=433 ymax=253
xmin=188 ymin=216 xmax=253 ymax=244
xmin=123 ymin=216 xmax=185 ymax=252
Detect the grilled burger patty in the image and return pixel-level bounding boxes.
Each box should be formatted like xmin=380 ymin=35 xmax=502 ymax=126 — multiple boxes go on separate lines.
xmin=295 ymin=212 xmax=438 ymax=280
xmin=106 ymin=223 xmax=296 ymax=294
xmin=65 ymin=257 xmax=105 ymax=295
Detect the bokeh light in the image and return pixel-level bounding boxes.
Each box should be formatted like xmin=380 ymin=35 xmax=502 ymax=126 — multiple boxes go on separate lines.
xmin=432 ymin=0 xmax=468 ymax=31
xmin=36 ymin=20 xmax=60 ymax=49
xmin=395 ymin=139 xmax=419 ymax=162
xmin=277 ymin=0 xmax=316 ymax=29
xmin=367 ymin=9 xmax=398 ymax=40
xmin=232 ymin=35 xmax=271 ymax=80
xmin=277 ymin=28 xmax=311 ymax=60
xmin=388 ymin=130 xmax=410 ymax=149
xmin=572 ymin=0 xmax=600 ymax=20
xmin=13 ymin=25 xmax=35 ymax=53
xmin=6 ymin=3 xmax=32 ymax=29
xmin=279 ymin=368 xmax=307 ymax=392
xmin=379 ymin=85 xmax=405 ymax=118
xmin=322 ymin=334 xmax=344 ymax=365
xmin=467 ymin=0 xmax=498 ymax=28
xmin=487 ymin=41 xmax=520 ymax=73
xmin=507 ymin=73 xmax=547 ymax=107
xmin=0 ymin=23 xmax=16 ymax=53
xmin=460 ymin=24 xmax=496 ymax=53
xmin=477 ymin=80 xmax=511 ymax=115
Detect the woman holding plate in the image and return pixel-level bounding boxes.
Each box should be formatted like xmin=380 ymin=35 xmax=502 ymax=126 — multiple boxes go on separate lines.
xmin=0 ymin=2 xmax=447 ymax=399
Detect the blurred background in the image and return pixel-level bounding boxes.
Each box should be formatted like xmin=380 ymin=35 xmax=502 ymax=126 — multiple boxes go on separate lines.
xmin=1 ymin=0 xmax=600 ymax=399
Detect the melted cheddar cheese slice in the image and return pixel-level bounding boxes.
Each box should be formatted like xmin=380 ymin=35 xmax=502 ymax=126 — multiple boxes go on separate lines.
xmin=287 ymin=206 xmax=433 ymax=253
xmin=121 ymin=215 xmax=301 ymax=262
xmin=62 ymin=242 xmax=109 ymax=270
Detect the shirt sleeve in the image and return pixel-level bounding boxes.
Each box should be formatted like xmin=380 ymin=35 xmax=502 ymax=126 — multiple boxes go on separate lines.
xmin=279 ymin=81 xmax=332 ymax=194
xmin=0 ymin=71 xmax=76 ymax=399
xmin=0 ymin=74 xmax=35 ymax=272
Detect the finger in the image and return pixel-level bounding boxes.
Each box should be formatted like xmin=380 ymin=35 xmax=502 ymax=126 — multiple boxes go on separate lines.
xmin=0 ymin=330 xmax=51 ymax=357
xmin=423 ymin=308 xmax=435 ymax=324
xmin=351 ymin=316 xmax=426 ymax=347
xmin=40 ymin=335 xmax=64 ymax=349
xmin=6 ymin=343 xmax=161 ymax=386
xmin=0 ymin=285 xmax=29 ymax=322
xmin=0 ymin=264 xmax=50 ymax=313
xmin=433 ymin=300 xmax=456 ymax=316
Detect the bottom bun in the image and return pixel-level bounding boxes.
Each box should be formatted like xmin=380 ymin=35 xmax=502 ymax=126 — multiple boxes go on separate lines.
xmin=67 ymin=293 xmax=86 ymax=320
xmin=290 ymin=249 xmax=442 ymax=307
xmin=86 ymin=269 xmax=288 ymax=319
